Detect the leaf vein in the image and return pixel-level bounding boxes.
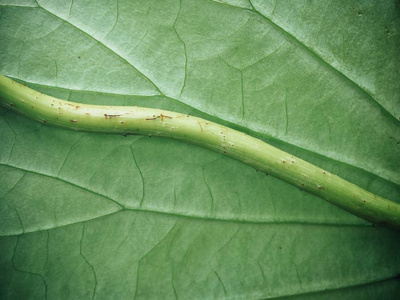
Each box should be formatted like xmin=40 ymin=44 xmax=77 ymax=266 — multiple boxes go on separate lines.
xmin=246 ymin=0 xmax=398 ymax=122
xmin=0 ymin=163 xmax=373 ymax=238
xmin=34 ymin=1 xmax=163 ymax=96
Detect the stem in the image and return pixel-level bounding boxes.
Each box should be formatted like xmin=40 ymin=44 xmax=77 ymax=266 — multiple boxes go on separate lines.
xmin=0 ymin=75 xmax=399 ymax=230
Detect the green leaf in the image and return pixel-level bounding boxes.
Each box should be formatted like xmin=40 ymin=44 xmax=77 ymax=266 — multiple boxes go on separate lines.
xmin=0 ymin=0 xmax=399 ymax=299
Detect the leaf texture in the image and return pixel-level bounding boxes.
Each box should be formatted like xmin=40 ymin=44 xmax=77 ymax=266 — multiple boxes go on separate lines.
xmin=0 ymin=0 xmax=399 ymax=299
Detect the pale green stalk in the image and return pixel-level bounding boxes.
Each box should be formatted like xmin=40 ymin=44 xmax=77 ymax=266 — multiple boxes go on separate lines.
xmin=0 ymin=75 xmax=399 ymax=230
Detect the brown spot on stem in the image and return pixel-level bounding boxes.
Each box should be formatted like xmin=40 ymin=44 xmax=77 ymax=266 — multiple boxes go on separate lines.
xmin=104 ymin=114 xmax=121 ymax=119
xmin=146 ymin=117 xmax=157 ymax=120
xmin=318 ymin=186 xmax=324 ymax=190
xmin=159 ymin=114 xmax=172 ymax=121
xmin=70 ymin=119 xmax=77 ymax=123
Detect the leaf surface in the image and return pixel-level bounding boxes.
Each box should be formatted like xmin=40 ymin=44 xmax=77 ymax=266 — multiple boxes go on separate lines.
xmin=0 ymin=0 xmax=399 ymax=299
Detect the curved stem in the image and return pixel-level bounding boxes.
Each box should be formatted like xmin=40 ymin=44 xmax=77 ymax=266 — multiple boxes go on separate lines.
xmin=0 ymin=75 xmax=399 ymax=230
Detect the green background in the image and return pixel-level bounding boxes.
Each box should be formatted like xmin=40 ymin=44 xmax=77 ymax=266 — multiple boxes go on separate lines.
xmin=1 ymin=0 xmax=399 ymax=299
